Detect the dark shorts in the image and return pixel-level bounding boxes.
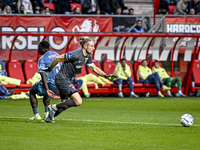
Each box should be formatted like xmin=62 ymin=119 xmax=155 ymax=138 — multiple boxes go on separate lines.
xmin=55 ymin=77 xmax=77 ymax=99
xmin=32 ymin=80 xmax=59 ymax=96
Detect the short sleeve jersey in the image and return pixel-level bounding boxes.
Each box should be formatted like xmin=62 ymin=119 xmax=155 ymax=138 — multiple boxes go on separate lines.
xmin=56 ymin=49 xmax=93 ymax=80
xmin=38 ymin=51 xmax=62 ymax=84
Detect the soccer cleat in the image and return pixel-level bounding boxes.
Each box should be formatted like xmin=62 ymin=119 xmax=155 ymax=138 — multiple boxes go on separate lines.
xmin=163 ymin=86 xmax=171 ymax=91
xmin=158 ymin=93 xmax=164 ymax=97
xmin=85 ymin=93 xmax=91 ymax=98
xmin=44 ymin=112 xmax=49 ymax=119
xmin=48 ymin=105 xmax=56 ymax=121
xmin=7 ymin=89 xmax=14 ymax=96
xmin=118 ymin=92 xmax=124 ymax=98
xmin=130 ymin=93 xmax=139 ymax=98
xmin=176 ymin=93 xmax=186 ymax=97
xmin=43 ymin=116 xmax=55 ymax=123
xmin=145 ymin=92 xmax=150 ymax=97
xmin=29 ymin=114 xmax=41 ymax=120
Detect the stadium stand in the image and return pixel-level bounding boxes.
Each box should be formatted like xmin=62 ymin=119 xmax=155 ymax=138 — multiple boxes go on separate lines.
xmin=191 ymin=59 xmax=200 ymax=93
xmin=70 ymin=3 xmax=82 ymax=10
xmin=43 ymin=3 xmax=55 ymax=10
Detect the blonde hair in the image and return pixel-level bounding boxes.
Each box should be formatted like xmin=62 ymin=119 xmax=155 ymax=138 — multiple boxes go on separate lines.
xmin=79 ymin=37 xmax=93 ymax=48
xmin=3 ymin=5 xmax=12 ymax=14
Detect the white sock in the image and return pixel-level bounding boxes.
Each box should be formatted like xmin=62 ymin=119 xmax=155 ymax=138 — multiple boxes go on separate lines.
xmin=178 ymin=90 xmax=182 ymax=94
xmin=167 ymin=90 xmax=171 ymax=95
xmin=162 ymin=85 xmax=165 ymax=89
xmin=158 ymin=91 xmax=161 ymax=94
xmin=130 ymin=92 xmax=134 ymax=95
xmin=52 ymin=104 xmax=58 ymax=111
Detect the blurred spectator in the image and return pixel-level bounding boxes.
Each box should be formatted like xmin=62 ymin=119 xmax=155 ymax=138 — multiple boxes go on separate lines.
xmin=41 ymin=0 xmax=53 ymax=3
xmin=3 ymin=0 xmax=18 ymax=13
xmin=18 ymin=0 xmax=33 ymax=14
xmin=71 ymin=0 xmax=80 ymax=2
xmin=19 ymin=5 xmax=27 ymax=14
xmin=31 ymin=0 xmax=44 ymax=14
xmin=82 ymin=0 xmax=100 ymax=14
xmin=173 ymin=0 xmax=188 ymax=15
xmin=55 ymin=0 xmax=71 ymax=14
xmin=124 ymin=8 xmax=136 ymax=32
xmin=113 ymin=7 xmax=125 ymax=32
xmin=45 ymin=6 xmax=52 ymax=14
xmin=128 ymin=8 xmax=134 ymax=15
xmin=0 ymin=7 xmax=2 ymax=13
xmin=0 ymin=0 xmax=4 ymax=9
xmin=72 ymin=6 xmax=81 ymax=14
xmin=188 ymin=0 xmax=200 ymax=14
xmin=189 ymin=8 xmax=195 ymax=14
xmin=80 ymin=0 xmax=85 ymax=5
xmin=40 ymin=7 xmax=45 ymax=14
xmin=3 ymin=5 xmax=12 ymax=14
xmin=132 ymin=20 xmax=145 ymax=33
xmin=110 ymin=0 xmax=127 ymax=13
xmin=97 ymin=0 xmax=112 ymax=15
xmin=170 ymin=0 xmax=178 ymax=5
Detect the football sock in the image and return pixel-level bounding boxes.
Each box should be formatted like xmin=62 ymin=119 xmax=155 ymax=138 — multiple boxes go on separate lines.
xmin=44 ymin=106 xmax=48 ymax=113
xmin=178 ymin=90 xmax=182 ymax=94
xmin=0 ymin=85 xmax=7 ymax=95
xmin=54 ymin=99 xmax=77 ymax=117
xmin=158 ymin=91 xmax=161 ymax=94
xmin=33 ymin=108 xmax=39 ymax=115
xmin=127 ymin=77 xmax=133 ymax=93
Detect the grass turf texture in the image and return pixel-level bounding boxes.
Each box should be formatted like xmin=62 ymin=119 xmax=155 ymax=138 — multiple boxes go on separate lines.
xmin=0 ymin=97 xmax=199 ymax=150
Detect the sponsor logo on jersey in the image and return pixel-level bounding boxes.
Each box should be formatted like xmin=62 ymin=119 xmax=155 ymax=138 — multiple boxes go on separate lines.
xmin=69 ymin=84 xmax=76 ymax=90
xmin=68 ymin=53 xmax=72 ymax=59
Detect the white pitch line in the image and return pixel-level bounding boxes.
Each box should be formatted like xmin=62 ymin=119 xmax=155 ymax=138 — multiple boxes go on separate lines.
xmin=0 ymin=116 xmax=199 ymax=127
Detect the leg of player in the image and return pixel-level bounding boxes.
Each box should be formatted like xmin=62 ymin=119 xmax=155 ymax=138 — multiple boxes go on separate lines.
xmin=46 ymin=92 xmax=81 ymax=122
xmin=171 ymin=77 xmax=186 ymax=97
xmin=162 ymin=78 xmax=172 ymax=97
xmin=116 ymin=78 xmax=123 ymax=97
xmin=29 ymin=88 xmax=41 ymax=120
xmin=43 ymin=95 xmax=50 ymax=119
xmin=153 ymin=72 xmax=171 ymax=91
xmin=127 ymin=77 xmax=138 ymax=97
xmin=151 ymin=75 xmax=164 ymax=97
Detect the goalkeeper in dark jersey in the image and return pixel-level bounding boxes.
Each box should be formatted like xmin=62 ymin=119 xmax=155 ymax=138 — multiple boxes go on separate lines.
xmin=42 ymin=37 xmax=118 ymax=123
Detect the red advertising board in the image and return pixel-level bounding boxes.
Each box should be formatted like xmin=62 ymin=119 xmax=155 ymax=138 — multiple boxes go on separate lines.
xmin=165 ymin=16 xmax=200 ymax=33
xmin=0 ymin=16 xmax=112 ymax=61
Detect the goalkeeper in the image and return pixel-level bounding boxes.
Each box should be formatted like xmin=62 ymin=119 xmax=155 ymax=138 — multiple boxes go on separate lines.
xmin=42 ymin=37 xmax=118 ymax=123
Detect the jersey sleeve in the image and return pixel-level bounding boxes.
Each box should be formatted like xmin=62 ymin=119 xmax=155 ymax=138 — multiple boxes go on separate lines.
xmin=64 ymin=52 xmax=77 ymax=62
xmin=38 ymin=58 xmax=45 ymax=73
xmin=86 ymin=55 xmax=93 ymax=67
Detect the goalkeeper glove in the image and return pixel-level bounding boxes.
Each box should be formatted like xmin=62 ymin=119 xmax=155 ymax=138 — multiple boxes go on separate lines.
xmin=104 ymin=74 xmax=118 ymax=80
xmin=41 ymin=67 xmax=52 ymax=72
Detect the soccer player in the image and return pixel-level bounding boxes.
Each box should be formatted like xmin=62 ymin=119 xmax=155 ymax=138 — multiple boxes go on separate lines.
xmin=42 ymin=37 xmax=118 ymax=123
xmin=137 ymin=59 xmax=170 ymax=97
xmin=29 ymin=41 xmax=62 ymax=120
xmin=152 ymin=60 xmax=186 ymax=97
xmin=113 ymin=57 xmax=138 ymax=97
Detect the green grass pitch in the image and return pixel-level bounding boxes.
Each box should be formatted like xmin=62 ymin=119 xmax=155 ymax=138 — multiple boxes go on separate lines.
xmin=0 ymin=97 xmax=200 ymax=150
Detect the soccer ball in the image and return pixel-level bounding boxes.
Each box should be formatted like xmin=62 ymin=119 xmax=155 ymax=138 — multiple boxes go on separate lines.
xmin=180 ymin=114 xmax=194 ymax=127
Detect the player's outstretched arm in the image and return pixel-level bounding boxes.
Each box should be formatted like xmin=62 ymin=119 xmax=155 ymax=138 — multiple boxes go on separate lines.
xmin=40 ymin=72 xmax=55 ymax=97
xmin=89 ymin=64 xmax=118 ymax=80
xmin=42 ymin=54 xmax=65 ymax=72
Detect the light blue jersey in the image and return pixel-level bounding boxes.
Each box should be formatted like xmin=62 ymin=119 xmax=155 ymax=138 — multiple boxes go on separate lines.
xmin=38 ymin=51 xmax=62 ymax=84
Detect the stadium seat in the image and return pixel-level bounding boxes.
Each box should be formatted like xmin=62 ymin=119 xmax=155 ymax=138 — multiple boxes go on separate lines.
xmin=43 ymin=3 xmax=55 ymax=10
xmin=8 ymin=59 xmax=32 ymax=88
xmin=24 ymin=59 xmax=38 ymax=81
xmin=133 ymin=59 xmax=142 ymax=82
xmin=103 ymin=59 xmax=116 ymax=75
xmin=148 ymin=59 xmax=163 ymax=69
xmin=70 ymin=3 xmax=82 ymax=11
xmin=86 ymin=59 xmax=101 ymax=76
xmin=76 ymin=64 xmax=87 ymax=78
xmin=168 ymin=5 xmax=176 ymax=14
xmin=192 ymin=60 xmax=200 ymax=86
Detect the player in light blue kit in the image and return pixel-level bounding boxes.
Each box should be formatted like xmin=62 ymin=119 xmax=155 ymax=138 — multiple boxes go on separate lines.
xmin=29 ymin=41 xmax=62 ymax=120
